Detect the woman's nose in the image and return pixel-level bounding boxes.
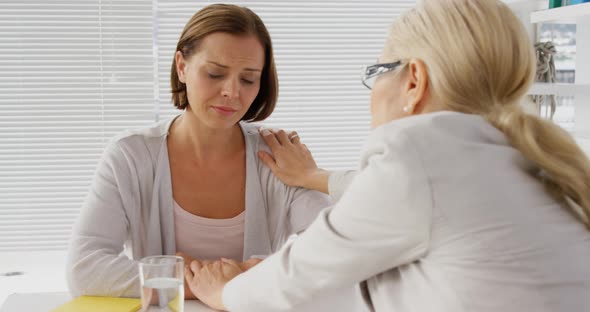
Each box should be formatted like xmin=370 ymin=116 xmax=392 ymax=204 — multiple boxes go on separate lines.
xmin=221 ymin=78 xmax=239 ymax=99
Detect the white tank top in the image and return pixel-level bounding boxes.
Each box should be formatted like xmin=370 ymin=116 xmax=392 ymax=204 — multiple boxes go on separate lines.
xmin=173 ymin=200 xmax=245 ymax=261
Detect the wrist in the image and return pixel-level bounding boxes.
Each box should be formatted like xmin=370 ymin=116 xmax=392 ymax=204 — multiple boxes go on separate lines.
xmin=302 ymin=169 xmax=330 ymax=194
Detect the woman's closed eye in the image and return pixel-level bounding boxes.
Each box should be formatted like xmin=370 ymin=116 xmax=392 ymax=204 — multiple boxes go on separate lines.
xmin=208 ymin=72 xmax=224 ymax=79
xmin=241 ymin=74 xmax=260 ymax=85
xmin=241 ymin=78 xmax=255 ymax=85
xmin=207 ymin=72 xmax=256 ymax=83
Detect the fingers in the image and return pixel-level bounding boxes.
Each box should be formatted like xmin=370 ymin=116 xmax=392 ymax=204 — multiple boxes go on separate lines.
xmin=259 ymin=127 xmax=281 ymax=149
xmin=185 ymin=263 xmax=194 ymax=283
xmin=176 ymin=252 xmax=192 ymax=265
xmin=275 ymin=129 xmax=291 ymax=145
xmin=246 ymin=257 xmax=263 ymax=265
xmin=190 ymin=259 xmax=203 ymax=273
xmin=220 ymin=258 xmax=241 ymax=272
xmin=220 ymin=258 xmax=239 ymax=266
xmin=210 ymin=260 xmax=223 ymax=275
xmin=257 ymin=151 xmax=278 ymax=172
xmin=259 ymin=127 xmax=301 ymax=146
xmin=187 ymin=260 xmax=203 ymax=290
xmin=220 ymin=259 xmax=244 ymax=278
xmin=240 ymin=258 xmax=263 ymax=270
xmin=289 ymin=131 xmax=301 ymax=144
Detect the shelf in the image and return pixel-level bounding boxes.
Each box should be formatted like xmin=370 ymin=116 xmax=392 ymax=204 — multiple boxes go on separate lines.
xmin=502 ymin=0 xmax=547 ymax=9
xmin=528 ymin=83 xmax=586 ymax=96
xmin=530 ymin=2 xmax=590 ymax=24
xmin=502 ymin=0 xmax=543 ymax=5
xmin=573 ymin=131 xmax=590 ymax=140
xmin=502 ymin=0 xmax=532 ymax=4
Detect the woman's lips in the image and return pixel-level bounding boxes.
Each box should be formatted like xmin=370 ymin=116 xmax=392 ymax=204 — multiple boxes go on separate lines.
xmin=212 ymin=106 xmax=238 ymax=116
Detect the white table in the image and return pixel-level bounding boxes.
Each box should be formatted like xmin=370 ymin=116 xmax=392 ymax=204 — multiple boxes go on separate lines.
xmin=0 ymin=292 xmax=215 ymax=312
xmin=0 ymin=285 xmax=361 ymax=312
xmin=0 ymin=251 xmax=360 ymax=311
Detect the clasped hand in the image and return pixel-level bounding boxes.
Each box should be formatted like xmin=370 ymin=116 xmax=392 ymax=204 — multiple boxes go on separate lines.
xmin=177 ymin=252 xmax=262 ymax=310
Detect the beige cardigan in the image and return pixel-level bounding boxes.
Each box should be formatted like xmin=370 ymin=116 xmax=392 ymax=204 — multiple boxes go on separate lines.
xmin=66 ymin=117 xmax=331 ymax=298
xmin=223 ymin=111 xmax=590 ymax=312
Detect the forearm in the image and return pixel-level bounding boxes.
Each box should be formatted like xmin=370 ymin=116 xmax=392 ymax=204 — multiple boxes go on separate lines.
xmin=67 ymin=242 xmax=140 ymax=297
xmin=301 ymin=169 xmax=331 ymax=194
xmin=67 ymin=142 xmax=141 ymax=297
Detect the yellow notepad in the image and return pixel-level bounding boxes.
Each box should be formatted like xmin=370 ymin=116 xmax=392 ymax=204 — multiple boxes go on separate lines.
xmin=51 ymin=296 xmax=141 ymax=312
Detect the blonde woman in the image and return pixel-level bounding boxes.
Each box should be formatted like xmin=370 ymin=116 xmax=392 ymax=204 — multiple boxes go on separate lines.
xmin=185 ymin=0 xmax=590 ymax=311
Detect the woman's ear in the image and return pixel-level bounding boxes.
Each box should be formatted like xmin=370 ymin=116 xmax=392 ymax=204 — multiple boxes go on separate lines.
xmin=175 ymin=51 xmax=187 ymax=83
xmin=404 ymin=59 xmax=429 ymax=115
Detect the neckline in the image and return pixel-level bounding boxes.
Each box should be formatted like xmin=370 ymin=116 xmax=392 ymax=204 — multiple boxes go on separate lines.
xmin=173 ymin=199 xmax=245 ymax=226
xmin=164 ymin=113 xmax=254 ymax=224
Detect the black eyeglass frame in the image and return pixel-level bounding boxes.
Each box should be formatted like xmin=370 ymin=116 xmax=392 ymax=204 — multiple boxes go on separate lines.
xmin=361 ymin=61 xmax=403 ymax=90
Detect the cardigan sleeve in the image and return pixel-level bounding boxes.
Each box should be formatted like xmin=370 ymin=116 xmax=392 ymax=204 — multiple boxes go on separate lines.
xmin=254 ymin=135 xmax=332 ymax=240
xmin=222 ymin=129 xmax=433 ymax=312
xmin=66 ymin=142 xmax=141 ymax=298
xmin=287 ymin=187 xmax=332 ymax=234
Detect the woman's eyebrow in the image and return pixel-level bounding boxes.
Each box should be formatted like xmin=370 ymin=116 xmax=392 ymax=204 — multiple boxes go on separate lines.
xmin=207 ymin=60 xmax=261 ymax=72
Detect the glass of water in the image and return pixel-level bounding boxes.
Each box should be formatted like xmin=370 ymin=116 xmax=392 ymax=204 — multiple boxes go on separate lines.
xmin=139 ymin=255 xmax=184 ymax=312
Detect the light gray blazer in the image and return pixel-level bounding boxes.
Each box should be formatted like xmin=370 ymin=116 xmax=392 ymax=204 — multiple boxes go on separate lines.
xmin=66 ymin=117 xmax=331 ymax=297
xmin=223 ymin=111 xmax=590 ymax=312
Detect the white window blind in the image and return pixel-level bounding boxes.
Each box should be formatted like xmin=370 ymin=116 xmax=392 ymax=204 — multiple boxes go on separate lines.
xmin=0 ymin=0 xmax=155 ymax=251
xmin=156 ymin=0 xmax=416 ymax=170
xmin=1 ymin=0 xmax=415 ymax=252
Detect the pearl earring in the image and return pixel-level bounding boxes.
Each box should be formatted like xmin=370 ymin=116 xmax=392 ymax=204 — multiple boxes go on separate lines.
xmin=402 ymin=105 xmax=411 ymax=113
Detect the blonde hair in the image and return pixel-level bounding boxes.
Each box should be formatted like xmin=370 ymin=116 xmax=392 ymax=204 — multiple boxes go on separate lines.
xmin=386 ymin=0 xmax=590 ymax=228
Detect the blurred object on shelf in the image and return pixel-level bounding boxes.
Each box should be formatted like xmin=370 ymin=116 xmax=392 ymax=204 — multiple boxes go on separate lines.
xmin=530 ymin=41 xmax=558 ymax=119
xmin=549 ymin=0 xmax=562 ymax=8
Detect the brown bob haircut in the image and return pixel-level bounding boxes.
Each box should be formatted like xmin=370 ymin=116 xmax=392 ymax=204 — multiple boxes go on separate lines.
xmin=170 ymin=4 xmax=278 ymax=122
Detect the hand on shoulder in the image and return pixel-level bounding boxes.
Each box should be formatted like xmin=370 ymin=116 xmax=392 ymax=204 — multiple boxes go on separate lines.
xmin=257 ymin=128 xmax=330 ymax=193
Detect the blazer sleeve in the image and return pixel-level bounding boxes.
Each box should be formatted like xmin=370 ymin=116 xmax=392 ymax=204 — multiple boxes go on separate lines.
xmin=222 ymin=129 xmax=433 ymax=312
xmin=66 ymin=142 xmax=140 ymax=298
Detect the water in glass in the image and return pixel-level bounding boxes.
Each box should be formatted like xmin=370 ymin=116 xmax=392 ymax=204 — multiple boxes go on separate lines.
xmin=141 ymin=277 xmax=184 ymax=312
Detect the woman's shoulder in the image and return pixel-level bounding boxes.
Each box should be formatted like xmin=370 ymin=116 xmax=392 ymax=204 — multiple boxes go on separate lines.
xmin=113 ymin=118 xmax=170 ymax=143
xmin=372 ymin=111 xmax=507 ymax=149
xmin=240 ymin=121 xmax=263 ymax=143
xmin=103 ymin=118 xmax=172 ymax=165
xmin=239 ymin=122 xmax=290 ymax=190
xmin=360 ymin=111 xmax=523 ymax=175
xmin=240 ymin=122 xmax=274 ymax=157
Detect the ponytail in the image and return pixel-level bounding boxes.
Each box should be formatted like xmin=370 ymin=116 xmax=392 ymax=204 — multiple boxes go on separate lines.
xmin=486 ymin=106 xmax=590 ymax=229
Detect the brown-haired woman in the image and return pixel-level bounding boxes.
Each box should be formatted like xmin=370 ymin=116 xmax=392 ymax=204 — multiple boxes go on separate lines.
xmin=66 ymin=4 xmax=330 ymax=299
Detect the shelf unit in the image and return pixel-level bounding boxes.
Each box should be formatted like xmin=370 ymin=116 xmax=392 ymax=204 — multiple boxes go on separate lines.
xmin=574 ymin=130 xmax=590 ymax=139
xmin=530 ymin=2 xmax=590 ymax=24
xmin=528 ymin=82 xmax=587 ymax=96
xmin=503 ymin=0 xmax=546 ymax=6
xmin=504 ymin=0 xmax=590 ymax=154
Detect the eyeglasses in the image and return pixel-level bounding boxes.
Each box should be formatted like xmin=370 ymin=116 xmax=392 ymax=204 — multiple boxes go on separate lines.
xmin=361 ymin=61 xmax=403 ymax=90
